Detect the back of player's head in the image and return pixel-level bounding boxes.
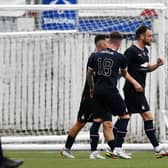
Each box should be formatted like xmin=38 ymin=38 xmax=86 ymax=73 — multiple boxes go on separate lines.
xmin=94 ymin=34 xmax=108 ymax=50
xmin=94 ymin=34 xmax=107 ymax=45
xmin=109 ymin=31 xmax=123 ymax=42
xmin=136 ymin=26 xmax=151 ymax=39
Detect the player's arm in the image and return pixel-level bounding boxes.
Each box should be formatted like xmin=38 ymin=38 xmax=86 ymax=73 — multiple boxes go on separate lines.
xmin=120 ymin=52 xmax=143 ymax=92
xmin=86 ymin=67 xmax=94 ymax=98
xmin=148 ymin=58 xmax=164 ymax=72
xmin=86 ymin=54 xmax=96 ymax=98
xmin=120 ymin=68 xmax=143 ymax=92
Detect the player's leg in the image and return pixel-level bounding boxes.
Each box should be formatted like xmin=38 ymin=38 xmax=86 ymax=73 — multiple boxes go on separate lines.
xmin=61 ymin=90 xmax=93 ymax=158
xmin=112 ymin=114 xmax=131 ymax=159
xmin=66 ymin=121 xmax=86 ymax=149
xmin=138 ymin=94 xmax=168 ymax=157
xmin=106 ymin=116 xmax=132 ymax=158
xmin=90 ymin=118 xmax=101 ymax=152
xmin=141 ymin=111 xmax=168 ymax=157
xmin=103 ymin=120 xmax=116 ymax=152
xmin=89 ymin=118 xmax=105 ymax=159
xmin=114 ymin=114 xmax=129 ymax=149
xmin=113 ymin=113 xmax=132 ymax=138
xmin=0 ymin=138 xmax=24 ymax=168
xmin=113 ymin=118 xmax=120 ymax=138
xmin=141 ymin=111 xmax=159 ymax=148
xmin=92 ymin=90 xmax=119 ymax=159
xmin=61 ymin=120 xmax=85 ymax=158
xmin=106 ymin=93 xmax=131 ymax=159
xmin=125 ymin=90 xmax=168 ymax=158
xmin=89 ymin=100 xmax=110 ymax=160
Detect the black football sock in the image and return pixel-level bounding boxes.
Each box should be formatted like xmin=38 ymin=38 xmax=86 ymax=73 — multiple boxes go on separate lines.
xmin=65 ymin=135 xmax=75 ymax=150
xmin=113 ymin=119 xmax=120 ymax=138
xmin=115 ymin=119 xmax=129 ymax=148
xmin=144 ymin=120 xmax=159 ymax=147
xmin=107 ymin=140 xmax=115 ymax=152
xmin=90 ymin=122 xmax=101 ymax=151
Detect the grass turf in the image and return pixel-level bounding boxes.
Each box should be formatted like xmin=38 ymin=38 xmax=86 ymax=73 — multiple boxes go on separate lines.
xmin=4 ymin=150 xmax=168 ymax=168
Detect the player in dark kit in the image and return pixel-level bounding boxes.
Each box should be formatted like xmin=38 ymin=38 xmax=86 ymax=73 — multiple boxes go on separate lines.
xmin=61 ymin=35 xmax=108 ymax=159
xmin=87 ymin=32 xmax=143 ymax=159
xmin=122 ymin=25 xmax=168 ymax=158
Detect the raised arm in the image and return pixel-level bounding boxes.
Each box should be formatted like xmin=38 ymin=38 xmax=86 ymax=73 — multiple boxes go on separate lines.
xmin=148 ymin=58 xmax=164 ymax=72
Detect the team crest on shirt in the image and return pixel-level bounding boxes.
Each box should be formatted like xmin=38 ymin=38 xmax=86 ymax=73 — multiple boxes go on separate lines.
xmin=140 ymin=62 xmax=148 ymax=67
xmin=81 ymin=115 xmax=85 ymax=120
xmin=138 ymin=53 xmax=143 ymax=57
xmin=141 ymin=105 xmax=145 ymax=110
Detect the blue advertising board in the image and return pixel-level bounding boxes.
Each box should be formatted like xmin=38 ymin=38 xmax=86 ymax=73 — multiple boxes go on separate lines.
xmin=42 ymin=0 xmax=77 ymax=30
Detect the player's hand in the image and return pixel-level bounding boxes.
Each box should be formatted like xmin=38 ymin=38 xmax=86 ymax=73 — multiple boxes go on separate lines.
xmin=90 ymin=88 xmax=94 ymax=98
xmin=134 ymin=83 xmax=143 ymax=92
xmin=157 ymin=58 xmax=164 ymax=66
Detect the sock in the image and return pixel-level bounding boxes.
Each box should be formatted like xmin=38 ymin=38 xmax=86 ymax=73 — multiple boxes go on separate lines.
xmin=107 ymin=140 xmax=115 ymax=152
xmin=0 ymin=138 xmax=3 ymax=161
xmin=90 ymin=122 xmax=101 ymax=151
xmin=65 ymin=135 xmax=75 ymax=150
xmin=144 ymin=120 xmax=159 ymax=147
xmin=113 ymin=119 xmax=120 ymax=138
xmin=115 ymin=119 xmax=129 ymax=148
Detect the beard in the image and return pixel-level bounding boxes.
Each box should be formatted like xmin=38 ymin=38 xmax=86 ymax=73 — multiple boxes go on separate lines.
xmin=144 ymin=41 xmax=151 ymax=46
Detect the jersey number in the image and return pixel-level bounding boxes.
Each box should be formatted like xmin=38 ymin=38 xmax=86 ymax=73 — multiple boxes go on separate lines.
xmin=97 ymin=58 xmax=113 ymax=76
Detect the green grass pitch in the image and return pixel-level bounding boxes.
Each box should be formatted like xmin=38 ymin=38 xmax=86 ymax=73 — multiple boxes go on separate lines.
xmin=4 ymin=150 xmax=168 ymax=168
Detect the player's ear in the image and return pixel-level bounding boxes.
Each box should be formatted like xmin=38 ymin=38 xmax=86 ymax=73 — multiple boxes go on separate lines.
xmin=140 ymin=34 xmax=145 ymax=40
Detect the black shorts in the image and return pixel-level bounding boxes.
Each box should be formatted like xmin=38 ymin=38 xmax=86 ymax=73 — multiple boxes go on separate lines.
xmin=123 ymin=88 xmax=150 ymax=113
xmin=92 ymin=90 xmax=127 ymax=121
xmin=77 ymin=93 xmax=94 ymax=123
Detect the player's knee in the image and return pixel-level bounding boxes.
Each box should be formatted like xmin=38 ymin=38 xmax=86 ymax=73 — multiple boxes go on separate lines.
xmin=142 ymin=111 xmax=153 ymax=120
xmin=103 ymin=121 xmax=113 ymax=130
xmin=69 ymin=121 xmax=85 ymax=134
xmin=76 ymin=120 xmax=86 ymax=128
xmin=119 ymin=113 xmax=130 ymax=119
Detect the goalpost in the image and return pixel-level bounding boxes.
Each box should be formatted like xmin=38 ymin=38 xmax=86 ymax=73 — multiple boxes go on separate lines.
xmin=0 ymin=3 xmax=168 ymax=150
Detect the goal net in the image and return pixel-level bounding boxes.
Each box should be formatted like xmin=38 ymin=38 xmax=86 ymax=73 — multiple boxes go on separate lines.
xmin=0 ymin=4 xmax=167 ymax=150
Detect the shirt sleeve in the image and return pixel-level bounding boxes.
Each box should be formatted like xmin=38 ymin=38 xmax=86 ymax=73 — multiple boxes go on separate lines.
xmin=124 ymin=47 xmax=136 ymax=64
xmin=120 ymin=53 xmax=128 ymax=70
xmin=87 ymin=52 xmax=96 ymax=70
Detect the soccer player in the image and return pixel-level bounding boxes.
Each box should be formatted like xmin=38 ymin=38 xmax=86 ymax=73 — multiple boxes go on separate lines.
xmin=122 ymin=25 xmax=168 ymax=157
xmin=0 ymin=139 xmax=23 ymax=167
xmin=87 ymin=31 xmax=143 ymax=159
xmin=60 ymin=34 xmax=108 ymax=159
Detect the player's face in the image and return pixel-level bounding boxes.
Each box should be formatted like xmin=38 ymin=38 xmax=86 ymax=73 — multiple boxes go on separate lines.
xmin=143 ymin=29 xmax=153 ymax=46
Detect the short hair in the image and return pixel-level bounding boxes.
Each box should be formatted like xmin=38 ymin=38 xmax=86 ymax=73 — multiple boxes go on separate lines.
xmin=94 ymin=34 xmax=107 ymax=44
xmin=109 ymin=31 xmax=123 ymax=41
xmin=136 ymin=26 xmax=151 ymax=39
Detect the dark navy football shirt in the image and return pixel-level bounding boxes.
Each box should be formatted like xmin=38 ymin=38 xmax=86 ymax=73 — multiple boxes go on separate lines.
xmin=88 ymin=48 xmax=127 ymax=92
xmin=124 ymin=45 xmax=149 ymax=89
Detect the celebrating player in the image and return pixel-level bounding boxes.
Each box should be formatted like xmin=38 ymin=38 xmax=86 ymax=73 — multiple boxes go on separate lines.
xmin=87 ymin=31 xmax=143 ymax=159
xmin=122 ymin=25 xmax=168 ymax=158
